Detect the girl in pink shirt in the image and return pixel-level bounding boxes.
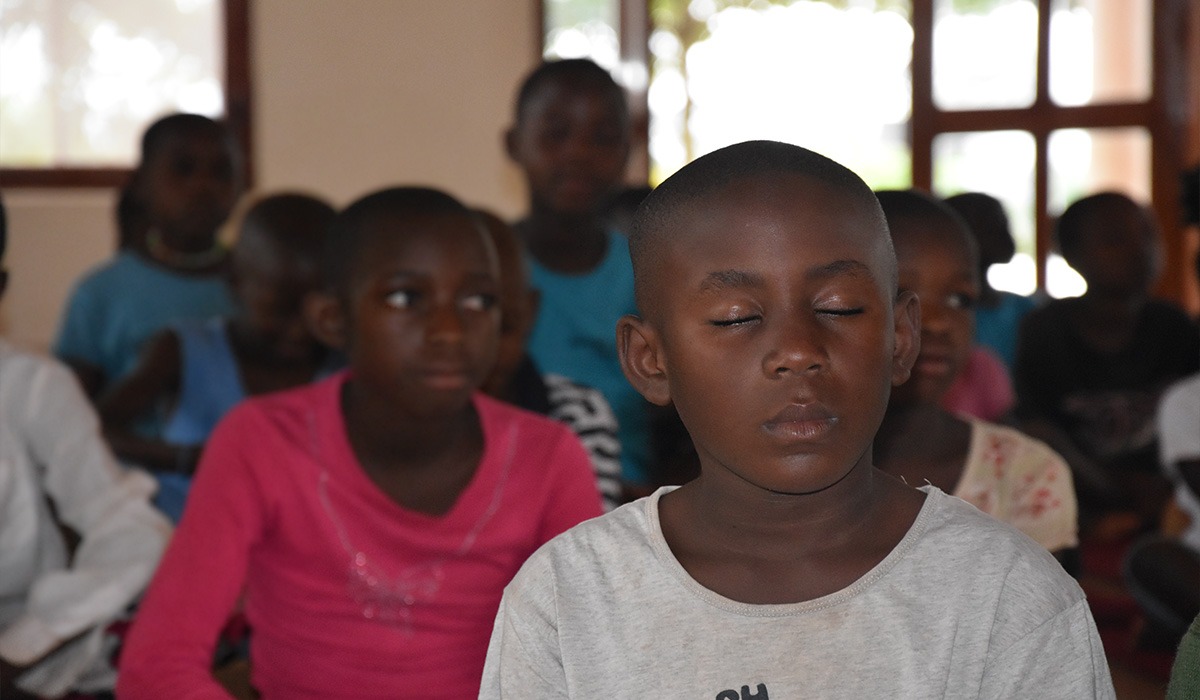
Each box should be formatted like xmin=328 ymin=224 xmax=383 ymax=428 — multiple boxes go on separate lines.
xmin=117 ymin=187 xmax=604 ymax=699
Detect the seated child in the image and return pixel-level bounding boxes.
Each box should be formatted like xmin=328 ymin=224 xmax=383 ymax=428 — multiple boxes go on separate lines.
xmin=1014 ymin=192 xmax=1200 ymax=528
xmin=945 ymin=191 xmax=1039 ymax=369
xmin=0 ymin=196 xmax=171 ymax=699
xmin=97 ymin=192 xmax=337 ymax=522
xmin=55 ymin=113 xmax=243 ymax=398
xmin=872 ymin=189 xmax=1076 ymax=554
xmin=505 ymin=58 xmax=654 ymax=487
xmin=116 ymin=187 xmax=603 ymax=699
xmin=480 ymin=141 xmax=1113 ymax=697
xmin=476 ymin=210 xmax=623 ymax=510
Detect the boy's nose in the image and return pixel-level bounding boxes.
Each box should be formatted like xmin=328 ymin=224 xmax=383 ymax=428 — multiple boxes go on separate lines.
xmin=426 ymin=304 xmax=466 ymax=343
xmin=762 ymin=319 xmax=824 ymax=376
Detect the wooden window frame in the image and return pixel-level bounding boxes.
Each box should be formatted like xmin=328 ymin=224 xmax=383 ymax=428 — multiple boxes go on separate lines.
xmin=561 ymin=0 xmax=1197 ymax=303
xmin=0 ymin=0 xmax=253 ymax=188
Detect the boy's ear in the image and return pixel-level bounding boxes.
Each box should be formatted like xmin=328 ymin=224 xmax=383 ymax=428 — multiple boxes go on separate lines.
xmin=617 ymin=314 xmax=671 ymax=406
xmin=304 ymin=291 xmax=348 ymax=350
xmin=890 ymin=290 xmax=921 ymax=386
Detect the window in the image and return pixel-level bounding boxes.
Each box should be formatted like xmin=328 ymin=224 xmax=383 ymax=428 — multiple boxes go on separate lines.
xmin=542 ymin=0 xmax=1197 ymax=305
xmin=0 ymin=0 xmax=251 ymax=186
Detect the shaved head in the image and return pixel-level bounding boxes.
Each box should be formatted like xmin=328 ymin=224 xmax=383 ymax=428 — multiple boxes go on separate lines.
xmin=629 ymin=140 xmax=892 ymax=313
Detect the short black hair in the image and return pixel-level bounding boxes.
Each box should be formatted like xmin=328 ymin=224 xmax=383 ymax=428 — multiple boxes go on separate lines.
xmin=629 ymin=140 xmax=887 ymax=306
xmin=876 ymin=189 xmax=978 ymax=272
xmin=1054 ymin=191 xmax=1142 ymax=261
xmin=944 ymin=191 xmax=1014 ymax=267
xmin=140 ymin=113 xmax=239 ymax=166
xmin=513 ymin=58 xmax=627 ymax=125
xmin=324 ymin=186 xmax=477 ymax=295
xmin=238 ymin=192 xmax=336 ymax=268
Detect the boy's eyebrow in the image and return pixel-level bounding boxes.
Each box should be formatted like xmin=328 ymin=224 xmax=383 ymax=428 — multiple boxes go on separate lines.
xmin=698 ymin=260 xmax=875 ymax=292
xmin=807 ymin=259 xmax=874 ymax=280
xmin=698 ymin=269 xmax=766 ymax=292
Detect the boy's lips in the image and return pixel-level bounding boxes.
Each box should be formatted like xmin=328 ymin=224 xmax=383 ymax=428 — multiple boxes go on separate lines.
xmin=419 ymin=365 xmax=472 ymax=390
xmin=914 ymin=352 xmax=954 ymax=379
xmin=762 ymin=403 xmax=838 ymax=441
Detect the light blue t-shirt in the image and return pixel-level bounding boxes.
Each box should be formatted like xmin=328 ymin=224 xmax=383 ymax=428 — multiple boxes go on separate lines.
xmin=53 ymin=251 xmax=235 ymax=391
xmin=975 ymin=291 xmax=1038 ymax=369
xmin=526 ymin=232 xmax=649 ymax=484
xmin=153 ymin=317 xmax=247 ymax=522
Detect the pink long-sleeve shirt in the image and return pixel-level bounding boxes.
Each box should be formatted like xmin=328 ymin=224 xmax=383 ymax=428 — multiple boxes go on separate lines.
xmin=117 ymin=372 xmax=603 ymax=699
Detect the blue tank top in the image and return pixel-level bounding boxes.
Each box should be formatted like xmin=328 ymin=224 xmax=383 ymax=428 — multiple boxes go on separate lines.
xmin=155 ymin=318 xmax=246 ymax=522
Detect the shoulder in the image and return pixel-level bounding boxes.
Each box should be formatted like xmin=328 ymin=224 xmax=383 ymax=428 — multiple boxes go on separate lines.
xmin=916 ymin=489 xmax=1081 ymax=606
xmin=969 ymin=420 xmax=1069 ymax=471
xmin=1161 ymin=373 xmax=1200 ymax=412
xmin=1142 ymin=298 xmax=1198 ymax=326
xmin=508 ymin=496 xmax=655 ymax=593
xmin=477 ymin=391 xmax=582 ymax=448
xmin=0 ymin=342 xmax=76 ymax=396
xmin=209 ymin=372 xmax=335 ymax=445
xmin=543 ymin=374 xmax=617 ymax=420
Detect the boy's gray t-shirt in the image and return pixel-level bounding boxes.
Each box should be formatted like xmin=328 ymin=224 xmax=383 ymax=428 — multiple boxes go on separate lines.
xmin=481 ymin=486 xmax=1114 ymax=699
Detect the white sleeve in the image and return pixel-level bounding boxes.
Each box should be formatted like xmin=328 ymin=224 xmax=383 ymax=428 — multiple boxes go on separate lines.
xmin=479 ymin=557 xmax=570 ymax=699
xmin=979 ymin=599 xmax=1116 ymax=700
xmin=0 ymin=356 xmax=171 ymax=681
xmin=1157 ymin=377 xmax=1200 ymax=468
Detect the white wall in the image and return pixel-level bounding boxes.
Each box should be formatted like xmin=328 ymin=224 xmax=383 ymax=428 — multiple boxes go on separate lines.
xmin=0 ymin=0 xmax=537 ymax=351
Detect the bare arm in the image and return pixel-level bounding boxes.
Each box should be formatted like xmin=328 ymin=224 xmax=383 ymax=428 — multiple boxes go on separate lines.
xmin=96 ymin=331 xmax=197 ymax=474
xmin=60 ymin=358 xmax=106 ymax=401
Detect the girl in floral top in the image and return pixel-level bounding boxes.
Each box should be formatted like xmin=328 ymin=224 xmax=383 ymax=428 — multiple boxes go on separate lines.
xmin=871 ymin=189 xmax=1077 ymax=554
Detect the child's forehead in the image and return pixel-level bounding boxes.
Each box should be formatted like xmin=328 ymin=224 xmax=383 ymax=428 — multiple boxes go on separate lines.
xmin=521 ymin=77 xmax=624 ymax=119
xmin=356 ymin=212 xmax=496 ymax=268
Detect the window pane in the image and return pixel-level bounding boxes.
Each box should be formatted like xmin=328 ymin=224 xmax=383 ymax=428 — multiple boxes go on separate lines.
xmin=543 ymin=0 xmax=619 ymax=70
xmin=1048 ymin=127 xmax=1151 ymax=213
xmin=649 ymin=0 xmax=912 ymax=188
xmin=932 ymin=0 xmax=1037 ymax=111
xmin=1046 ymin=127 xmax=1151 ymax=298
xmin=933 ymin=130 xmax=1037 ymax=296
xmin=1049 ymin=0 xmax=1150 ymax=106
xmin=0 ymin=0 xmax=223 ymax=168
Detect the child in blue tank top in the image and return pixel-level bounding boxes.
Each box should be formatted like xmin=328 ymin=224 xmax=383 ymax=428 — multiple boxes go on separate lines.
xmin=98 ymin=193 xmax=336 ymax=520
xmin=505 ymin=58 xmax=652 ymax=489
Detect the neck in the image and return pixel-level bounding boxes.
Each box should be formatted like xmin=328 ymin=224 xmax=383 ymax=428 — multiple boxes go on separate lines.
xmin=341 ymin=380 xmax=478 ymax=471
xmin=515 ymin=209 xmax=609 ymax=272
xmin=145 ymin=228 xmax=225 ymax=271
xmin=874 ymin=401 xmax=944 ymax=460
xmin=1078 ymin=289 xmax=1146 ymax=318
xmin=674 ymin=454 xmax=886 ymax=560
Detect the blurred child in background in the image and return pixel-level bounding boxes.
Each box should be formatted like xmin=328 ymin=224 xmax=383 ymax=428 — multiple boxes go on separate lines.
xmin=505 ymin=58 xmax=653 ymax=490
xmin=476 ymin=209 xmax=623 ymax=509
xmin=55 ymin=113 xmax=243 ymax=399
xmin=98 ymin=193 xmax=336 ymax=521
xmin=1014 ymin=192 xmax=1200 ymax=532
xmin=117 ymin=187 xmax=601 ymax=699
xmin=872 ymin=190 xmax=1077 ymax=555
xmin=0 ymin=195 xmax=171 ymax=699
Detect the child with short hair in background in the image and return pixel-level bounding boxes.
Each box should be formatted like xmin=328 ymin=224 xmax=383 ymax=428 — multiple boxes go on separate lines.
xmin=55 ymin=113 xmax=243 ymax=398
xmin=505 ymin=58 xmax=652 ymax=492
xmin=476 ymin=209 xmax=623 ymax=510
xmin=1014 ymin=192 xmax=1200 ymax=531
xmin=117 ymin=187 xmax=602 ymax=699
xmin=481 ymin=141 xmax=1112 ymax=698
xmin=98 ymin=192 xmax=336 ymax=521
xmin=872 ymin=189 xmax=1076 ymax=555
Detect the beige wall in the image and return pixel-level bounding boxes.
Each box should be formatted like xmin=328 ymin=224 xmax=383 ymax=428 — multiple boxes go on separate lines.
xmin=0 ymin=0 xmax=537 ymax=351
